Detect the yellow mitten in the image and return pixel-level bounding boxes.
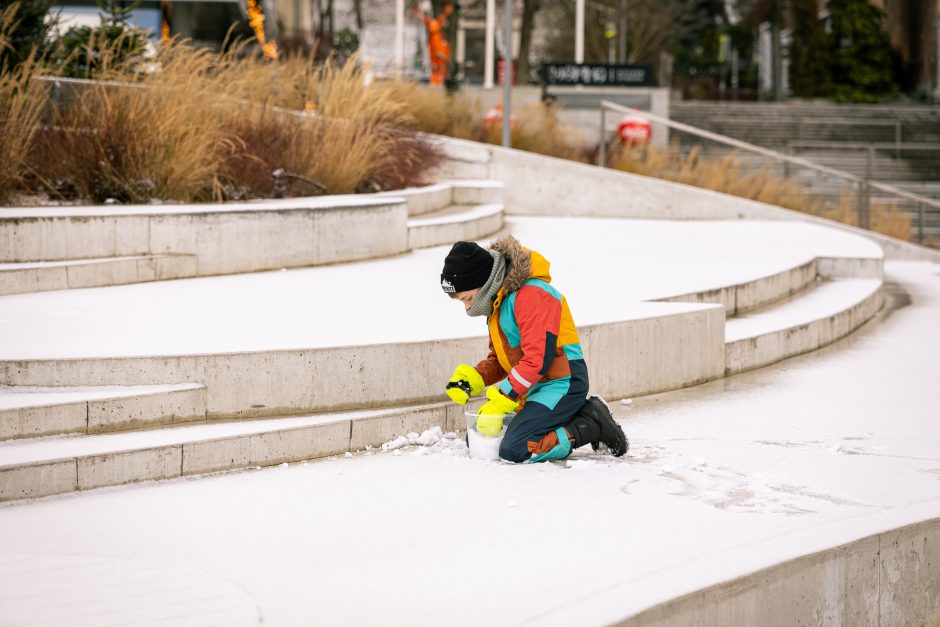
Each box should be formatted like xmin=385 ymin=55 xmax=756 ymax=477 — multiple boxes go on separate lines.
xmin=477 ymin=385 xmax=519 ymax=417
xmin=445 ymin=364 xmax=485 ymax=405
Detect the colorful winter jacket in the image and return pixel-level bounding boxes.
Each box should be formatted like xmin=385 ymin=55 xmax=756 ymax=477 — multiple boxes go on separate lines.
xmin=475 ymin=235 xmax=585 ymax=402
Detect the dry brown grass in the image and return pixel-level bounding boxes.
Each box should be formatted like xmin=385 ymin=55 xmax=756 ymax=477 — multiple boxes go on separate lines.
xmin=812 ymin=190 xmax=913 ymax=241
xmin=0 ymin=5 xmax=48 ymax=203
xmin=480 ymin=102 xmax=589 ymax=162
xmin=612 ymin=143 xmax=914 ymax=241
xmin=613 ymin=144 xmax=822 ymax=211
xmin=21 ymin=41 xmax=442 ymax=203
xmin=373 ymin=79 xmax=480 ymax=139
xmin=35 ymin=80 xmax=236 ymax=203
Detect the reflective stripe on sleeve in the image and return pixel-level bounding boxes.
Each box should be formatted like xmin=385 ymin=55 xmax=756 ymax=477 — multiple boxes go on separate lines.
xmin=510 ymin=367 xmax=533 ymax=389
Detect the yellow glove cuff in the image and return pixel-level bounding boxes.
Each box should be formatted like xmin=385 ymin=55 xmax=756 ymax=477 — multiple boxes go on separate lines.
xmin=446 ymin=384 xmax=470 ymax=405
xmin=450 ymin=364 xmax=485 ymax=395
xmin=478 ymin=385 xmax=520 ymax=417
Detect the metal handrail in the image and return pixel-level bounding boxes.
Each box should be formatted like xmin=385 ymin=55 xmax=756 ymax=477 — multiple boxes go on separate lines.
xmin=797 ymin=117 xmax=902 ymax=157
xmin=786 ymin=140 xmax=940 ymax=151
xmin=598 ymin=100 xmax=940 ymax=239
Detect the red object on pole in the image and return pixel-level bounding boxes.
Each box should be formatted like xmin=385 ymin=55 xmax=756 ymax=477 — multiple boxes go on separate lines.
xmin=617 ymin=114 xmax=652 ymax=145
xmin=497 ymin=59 xmax=517 ymax=86
xmin=483 ymin=103 xmax=517 ymax=132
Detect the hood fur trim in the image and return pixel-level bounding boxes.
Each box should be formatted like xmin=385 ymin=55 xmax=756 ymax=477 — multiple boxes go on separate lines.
xmin=491 ymin=235 xmax=531 ymax=294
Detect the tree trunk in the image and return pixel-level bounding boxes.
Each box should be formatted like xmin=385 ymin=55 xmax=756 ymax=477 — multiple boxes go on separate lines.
xmin=517 ymin=0 xmax=539 ymax=84
xmin=327 ymin=0 xmax=335 ymax=39
xmin=354 ymin=0 xmax=363 ymax=31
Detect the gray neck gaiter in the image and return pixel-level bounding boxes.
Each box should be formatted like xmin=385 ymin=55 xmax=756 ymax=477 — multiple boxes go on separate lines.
xmin=467 ymin=251 xmax=506 ymax=318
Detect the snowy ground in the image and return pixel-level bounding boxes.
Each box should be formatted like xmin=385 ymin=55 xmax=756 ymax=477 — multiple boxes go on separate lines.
xmin=0 ymin=261 xmax=937 ymax=626
xmin=0 ymin=218 xmax=880 ymax=359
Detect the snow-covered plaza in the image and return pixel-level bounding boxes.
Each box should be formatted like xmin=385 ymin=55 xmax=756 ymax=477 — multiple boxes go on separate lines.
xmin=1 ymin=140 xmax=939 ymax=626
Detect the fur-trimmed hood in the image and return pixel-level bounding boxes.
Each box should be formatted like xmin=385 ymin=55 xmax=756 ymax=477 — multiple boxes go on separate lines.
xmin=490 ymin=235 xmax=551 ymax=295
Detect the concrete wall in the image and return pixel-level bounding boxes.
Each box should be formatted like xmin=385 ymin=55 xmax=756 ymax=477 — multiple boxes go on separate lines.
xmin=0 ymin=304 xmax=725 ymax=420
xmin=617 ymin=516 xmax=940 ymax=627
xmin=0 ymin=199 xmax=409 ymax=272
xmin=433 ymin=135 xmax=940 ymax=264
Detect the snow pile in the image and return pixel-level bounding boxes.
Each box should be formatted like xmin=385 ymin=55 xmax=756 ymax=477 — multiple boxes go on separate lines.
xmin=380 ymin=426 xmax=466 ymax=454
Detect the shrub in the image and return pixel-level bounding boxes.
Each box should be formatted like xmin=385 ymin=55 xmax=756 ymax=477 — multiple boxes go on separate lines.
xmin=0 ymin=0 xmax=57 ymax=70
xmin=49 ymin=0 xmax=151 ymax=79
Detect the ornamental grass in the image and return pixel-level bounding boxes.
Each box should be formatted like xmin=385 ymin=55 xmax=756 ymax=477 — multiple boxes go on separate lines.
xmin=6 ymin=33 xmax=443 ymax=204
xmin=611 ymin=143 xmax=913 ymax=241
xmin=0 ymin=5 xmax=48 ymax=204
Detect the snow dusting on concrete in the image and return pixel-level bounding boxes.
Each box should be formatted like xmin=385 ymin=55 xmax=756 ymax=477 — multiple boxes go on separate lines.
xmin=0 ymin=219 xmax=882 ymax=359
xmin=0 ymin=260 xmax=937 ymax=626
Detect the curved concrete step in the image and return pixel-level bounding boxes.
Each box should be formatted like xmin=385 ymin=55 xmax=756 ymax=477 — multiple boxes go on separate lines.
xmin=0 ymin=254 xmax=197 ymax=296
xmin=407 ymin=203 xmax=504 ymax=249
xmin=0 ymin=196 xmax=410 ymax=271
xmin=0 ymin=399 xmax=475 ymax=502
xmin=0 ymin=181 xmax=505 ymax=295
xmin=0 ymin=383 xmax=206 ymax=440
xmin=653 ymin=256 xmax=881 ymax=317
xmin=379 ymin=179 xmax=504 ymax=217
xmin=725 ymin=278 xmax=883 ymax=375
xmin=0 ymin=301 xmax=725 ymax=421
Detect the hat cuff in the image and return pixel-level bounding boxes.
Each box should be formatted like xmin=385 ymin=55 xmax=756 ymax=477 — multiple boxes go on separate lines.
xmin=441 ymin=263 xmax=492 ymax=293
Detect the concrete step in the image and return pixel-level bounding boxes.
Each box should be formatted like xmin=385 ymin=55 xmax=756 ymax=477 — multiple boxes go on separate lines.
xmin=379 ymin=179 xmax=504 ymax=217
xmin=0 ymin=399 xmax=474 ymax=502
xmin=725 ymin=278 xmax=883 ymax=375
xmin=407 ymin=203 xmax=504 ymax=249
xmin=0 ymin=254 xmax=197 ymax=296
xmin=0 ymin=299 xmax=724 ymax=422
xmin=0 ymin=383 xmax=206 ymax=440
xmin=0 ymin=196 xmax=409 ymax=272
xmin=653 ymin=256 xmax=880 ymax=317
xmin=0 ymin=181 xmax=504 ymax=295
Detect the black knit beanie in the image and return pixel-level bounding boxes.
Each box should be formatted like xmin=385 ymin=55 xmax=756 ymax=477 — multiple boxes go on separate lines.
xmin=440 ymin=241 xmax=494 ymax=293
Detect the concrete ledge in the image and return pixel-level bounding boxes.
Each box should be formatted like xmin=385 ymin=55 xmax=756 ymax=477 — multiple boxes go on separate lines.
xmin=182 ymin=421 xmax=350 ymax=476
xmin=0 ymin=402 xmax=459 ymax=502
xmin=818 ymin=257 xmax=884 ymax=279
xmin=0 ymin=304 xmax=724 ymax=420
xmin=0 ymin=401 xmax=87 ymax=440
xmin=349 ymin=406 xmax=443 ymax=451
xmin=147 ymin=203 xmax=408 ymax=276
xmin=616 ymin=516 xmax=940 ymax=627
xmin=407 ymin=203 xmax=504 ymax=249
xmin=725 ymin=281 xmax=883 ymax=375
xmin=584 ymin=306 xmax=726 ymax=400
xmin=0 ymin=255 xmax=198 ymax=296
xmin=0 ymin=460 xmax=76 ymax=501
xmin=379 ymin=182 xmax=453 ymax=217
xmin=655 ymin=260 xmax=819 ymax=317
xmin=0 ymin=384 xmax=206 ymax=440
xmin=0 ymin=198 xmax=410 ymax=273
xmin=376 ymin=180 xmax=503 ymax=218
xmin=77 ymin=446 xmax=181 ymax=491
xmin=451 ymin=180 xmax=504 ymax=206
xmin=87 ymin=386 xmax=206 ymax=434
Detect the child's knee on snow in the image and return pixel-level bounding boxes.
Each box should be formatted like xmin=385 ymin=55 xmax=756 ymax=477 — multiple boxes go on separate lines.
xmin=498 ymin=439 xmax=528 ymax=463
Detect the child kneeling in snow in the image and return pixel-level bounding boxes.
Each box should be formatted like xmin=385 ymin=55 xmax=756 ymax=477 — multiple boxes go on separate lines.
xmin=441 ymin=236 xmax=628 ymax=463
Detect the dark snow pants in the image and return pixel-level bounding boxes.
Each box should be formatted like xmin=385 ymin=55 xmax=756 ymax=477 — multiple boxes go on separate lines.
xmin=498 ymin=360 xmax=589 ymax=463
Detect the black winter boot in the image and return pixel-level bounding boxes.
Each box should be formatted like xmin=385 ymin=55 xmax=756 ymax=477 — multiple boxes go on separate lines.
xmin=565 ymin=396 xmax=628 ymax=457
